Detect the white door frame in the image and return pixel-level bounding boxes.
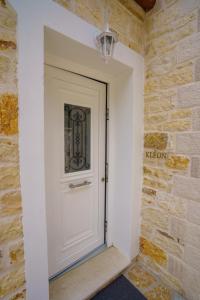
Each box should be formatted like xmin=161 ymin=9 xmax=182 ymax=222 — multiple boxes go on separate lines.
xmin=10 ymin=1 xmax=144 ymax=299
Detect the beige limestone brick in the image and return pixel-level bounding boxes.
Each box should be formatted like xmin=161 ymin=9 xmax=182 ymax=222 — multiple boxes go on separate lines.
xmin=144 ymin=284 xmax=172 ymax=300
xmin=169 ymin=217 xmax=186 ymax=245
xmin=144 ymin=133 xmax=168 ymax=150
xmin=9 ymin=242 xmax=24 ymax=266
xmin=171 ymin=109 xmax=192 ymax=120
xmin=143 ymin=177 xmax=171 ymax=192
xmin=0 ymin=167 xmax=19 ymax=190
xmin=0 ymin=265 xmax=25 ymax=298
xmin=0 ymin=7 xmax=16 ymax=30
xmin=192 ymin=107 xmax=200 ymax=131
xmin=173 ymin=175 xmax=200 ymax=202
xmin=155 ymin=230 xmax=183 ymax=258
xmin=144 ymin=113 xmax=168 ymax=125
xmin=191 ymin=157 xmax=200 ymax=178
xmin=176 ymin=133 xmax=200 ymax=155
xmin=162 ymin=120 xmax=191 ymax=132
xmin=182 ymin=266 xmax=200 ymax=296
xmin=0 ymin=139 xmax=18 ymax=162
xmin=150 ymin=9 xmax=198 ymax=40
xmin=127 ymin=264 xmax=157 ymax=289
xmin=141 ymin=223 xmax=154 ymax=240
xmin=140 ymin=237 xmax=167 ymax=266
xmin=178 ymin=32 xmax=200 ymax=63
xmin=168 ymin=255 xmax=184 ymax=282
xmin=184 ymin=245 xmax=200 ymax=272
xmin=149 ymin=100 xmax=175 ymax=113
xmin=156 ymin=192 xmax=187 ymax=219
xmin=143 ymin=166 xmax=172 ymax=181
xmin=194 ymin=58 xmax=200 ymax=81
xmin=159 ymin=62 xmax=193 ymax=89
xmin=185 ymin=222 xmax=200 ymax=249
xmin=0 ymin=218 xmax=23 ymax=244
xmin=142 ymin=207 xmax=169 ymax=230
xmin=177 ymin=82 xmax=200 ymax=108
xmin=0 ymin=191 xmax=21 ymax=217
xmin=187 ymin=200 xmax=200 ymax=226
xmin=144 ymin=95 xmax=160 ymax=103
xmin=146 ymin=51 xmax=177 ymax=77
xmin=165 ymin=155 xmax=189 ymax=170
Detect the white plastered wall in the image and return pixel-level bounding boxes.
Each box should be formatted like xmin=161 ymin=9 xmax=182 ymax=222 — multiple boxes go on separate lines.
xmin=9 ymin=1 xmax=144 ymax=299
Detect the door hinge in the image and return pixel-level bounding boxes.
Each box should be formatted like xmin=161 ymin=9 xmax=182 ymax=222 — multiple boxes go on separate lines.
xmin=106 ymin=107 xmax=109 ymax=120
xmin=104 ymin=220 xmax=108 ymax=233
xmin=105 ymin=162 xmax=109 ymax=182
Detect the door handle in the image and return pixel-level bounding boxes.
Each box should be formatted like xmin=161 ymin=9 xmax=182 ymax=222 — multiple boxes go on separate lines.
xmin=69 ymin=180 xmax=91 ymax=189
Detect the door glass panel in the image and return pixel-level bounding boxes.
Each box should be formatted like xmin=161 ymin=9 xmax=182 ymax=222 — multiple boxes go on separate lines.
xmin=64 ymin=103 xmax=91 ymax=173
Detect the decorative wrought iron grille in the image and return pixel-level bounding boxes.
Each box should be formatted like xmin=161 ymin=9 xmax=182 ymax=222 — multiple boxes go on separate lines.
xmin=64 ymin=103 xmax=91 ymax=173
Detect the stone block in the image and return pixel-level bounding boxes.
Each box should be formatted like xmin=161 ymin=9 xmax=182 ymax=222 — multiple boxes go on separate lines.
xmin=0 ymin=7 xmax=16 ymax=30
xmin=168 ymin=255 xmax=184 ymax=282
xmin=159 ymin=62 xmax=193 ymax=89
xmin=144 ymin=113 xmax=168 ymax=125
xmin=144 ymin=285 xmax=172 ymax=300
xmin=182 ymin=265 xmax=200 ymax=295
xmin=178 ymin=32 xmax=200 ymax=63
xmin=127 ymin=265 xmax=157 ymax=290
xmin=155 ymin=230 xmax=184 ymax=258
xmin=194 ymin=58 xmax=200 ymax=81
xmin=157 ymin=193 xmax=187 ymax=219
xmin=143 ymin=177 xmax=171 ymax=192
xmin=177 ymin=82 xmax=200 ymax=108
xmin=171 ymin=109 xmax=192 ymax=120
xmin=141 ymin=222 xmax=154 ymax=240
xmin=192 ymin=107 xmax=200 ymax=131
xmin=0 ymin=139 xmax=18 ymax=162
xmin=142 ymin=207 xmax=169 ymax=230
xmin=0 ymin=218 xmax=23 ymax=244
xmin=176 ymin=133 xmax=200 ymax=155
xmin=169 ymin=217 xmax=186 ymax=245
xmin=162 ymin=120 xmax=191 ymax=132
xmin=165 ymin=155 xmax=189 ymax=170
xmin=143 ymin=165 xmax=172 ymax=180
xmin=187 ymin=200 xmax=200 ymax=225
xmin=0 ymin=191 xmax=21 ymax=217
xmin=184 ymin=245 xmax=200 ymax=272
xmin=0 ymin=167 xmax=19 ymax=190
xmin=185 ymin=222 xmax=200 ymax=249
xmin=140 ymin=237 xmax=167 ymax=266
xmin=144 ymin=133 xmax=168 ymax=150
xmin=191 ymin=157 xmax=200 ymax=178
xmin=149 ymin=99 xmax=175 ymax=113
xmin=0 ymin=93 xmax=18 ymax=135
xmin=9 ymin=242 xmax=24 ymax=265
xmin=173 ymin=175 xmax=200 ymax=202
xmin=0 ymin=265 xmax=25 ymax=298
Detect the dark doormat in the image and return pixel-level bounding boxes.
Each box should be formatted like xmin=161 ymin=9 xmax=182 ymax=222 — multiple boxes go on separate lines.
xmin=91 ymin=275 xmax=147 ymax=300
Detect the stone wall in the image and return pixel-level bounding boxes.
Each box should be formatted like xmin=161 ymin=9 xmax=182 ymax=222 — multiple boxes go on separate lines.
xmin=54 ymin=0 xmax=145 ymax=54
xmin=0 ymin=1 xmax=25 ymax=299
xmin=140 ymin=1 xmax=200 ymax=299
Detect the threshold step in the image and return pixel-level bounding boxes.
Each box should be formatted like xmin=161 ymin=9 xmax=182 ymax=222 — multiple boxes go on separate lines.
xmin=49 ymin=246 xmax=130 ymax=300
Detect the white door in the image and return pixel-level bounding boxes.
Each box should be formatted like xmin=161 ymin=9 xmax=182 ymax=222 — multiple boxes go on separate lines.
xmin=45 ymin=65 xmax=106 ymax=278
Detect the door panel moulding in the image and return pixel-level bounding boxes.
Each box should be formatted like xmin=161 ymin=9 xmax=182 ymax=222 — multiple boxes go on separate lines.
xmin=9 ymin=1 xmax=144 ymax=299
